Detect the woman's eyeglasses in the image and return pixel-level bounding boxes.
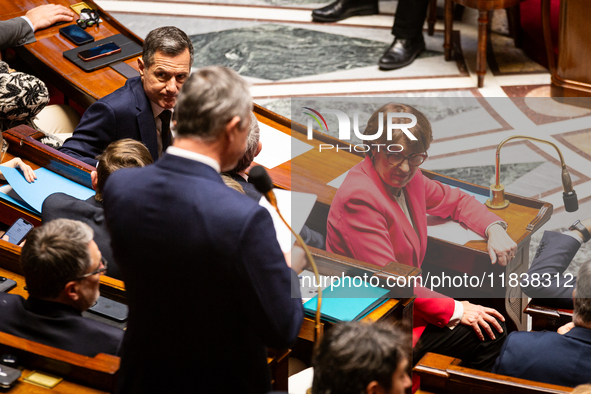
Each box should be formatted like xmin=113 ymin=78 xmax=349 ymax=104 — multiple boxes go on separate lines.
xmin=386 ymin=152 xmax=428 ymax=167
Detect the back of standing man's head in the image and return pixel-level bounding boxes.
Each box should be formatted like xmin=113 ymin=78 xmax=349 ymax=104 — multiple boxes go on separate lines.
xmin=142 ymin=26 xmax=194 ymax=69
xmin=173 ymin=66 xmax=252 ymax=141
xmin=94 ymin=139 xmax=153 ymax=202
xmin=312 ymin=322 xmax=411 ymax=394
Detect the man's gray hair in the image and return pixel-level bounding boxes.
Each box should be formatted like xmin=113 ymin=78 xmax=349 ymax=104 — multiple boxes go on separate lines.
xmin=20 ymin=219 xmax=94 ymax=299
xmin=574 ymin=260 xmax=591 ymax=325
xmin=232 ymin=112 xmax=260 ymax=173
xmin=142 ymin=26 xmax=194 ymax=69
xmin=173 ymin=66 xmax=252 ymax=140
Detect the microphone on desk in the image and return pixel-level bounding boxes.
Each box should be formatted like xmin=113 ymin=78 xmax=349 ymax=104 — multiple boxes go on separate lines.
xmin=249 ymin=166 xmax=323 ymax=343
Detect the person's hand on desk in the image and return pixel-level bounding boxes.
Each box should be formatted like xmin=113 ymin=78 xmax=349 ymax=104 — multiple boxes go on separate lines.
xmin=284 ymin=246 xmax=307 ymax=274
xmin=25 ymin=4 xmax=76 ymax=32
xmin=460 ymin=301 xmax=505 ymax=341
xmin=487 ymin=223 xmax=517 ymax=266
xmin=2 ymin=158 xmax=37 ymax=183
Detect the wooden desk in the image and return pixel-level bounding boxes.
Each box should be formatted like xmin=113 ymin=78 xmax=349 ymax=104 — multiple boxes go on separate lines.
xmin=1 ymin=0 xmax=143 ymax=108
xmin=524 ymin=300 xmax=573 ymax=332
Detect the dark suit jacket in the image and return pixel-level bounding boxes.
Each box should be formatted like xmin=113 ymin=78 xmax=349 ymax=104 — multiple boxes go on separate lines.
xmin=0 ymin=17 xmax=35 ymax=50
xmin=522 ymin=231 xmax=580 ymax=309
xmin=41 ymin=193 xmax=121 ymax=279
xmin=103 ymin=153 xmax=304 ymax=394
xmin=59 ymin=77 xmax=158 ymax=166
xmin=0 ymin=294 xmax=123 ymax=357
xmin=492 ymin=327 xmax=591 ymax=387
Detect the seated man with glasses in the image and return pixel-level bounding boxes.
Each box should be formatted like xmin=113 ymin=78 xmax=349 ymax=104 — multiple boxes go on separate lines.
xmin=0 ymin=219 xmax=123 ymax=357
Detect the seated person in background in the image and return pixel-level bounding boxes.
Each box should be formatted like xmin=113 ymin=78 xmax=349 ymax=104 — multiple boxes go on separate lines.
xmin=0 ymin=121 xmax=37 ymax=183
xmin=0 ymin=219 xmax=123 ymax=357
xmin=59 ymin=26 xmax=194 ymax=166
xmin=42 ymin=139 xmax=153 ymax=280
xmin=326 ymin=103 xmax=515 ymax=382
xmin=521 ymin=218 xmax=591 ymax=309
xmin=493 ymin=258 xmax=591 ymax=387
xmin=312 ymin=322 xmax=412 ymax=394
xmin=0 ymin=4 xmax=75 ymax=50
xmin=225 ymin=113 xmax=325 ymax=249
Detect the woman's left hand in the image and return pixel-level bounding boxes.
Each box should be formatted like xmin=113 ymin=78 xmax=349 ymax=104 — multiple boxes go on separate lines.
xmin=487 ymin=223 xmax=517 ymax=266
xmin=4 ymin=158 xmax=37 ymax=183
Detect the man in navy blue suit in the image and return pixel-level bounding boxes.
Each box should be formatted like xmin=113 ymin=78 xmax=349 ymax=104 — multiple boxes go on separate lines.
xmin=103 ymin=66 xmax=305 ymax=394
xmin=59 ymin=26 xmax=193 ymax=166
xmin=493 ymin=255 xmax=591 ymax=387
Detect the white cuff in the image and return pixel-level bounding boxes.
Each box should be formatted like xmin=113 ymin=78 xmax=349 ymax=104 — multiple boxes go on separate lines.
xmin=446 ymin=300 xmax=464 ymax=330
xmin=564 ymin=230 xmax=584 ymax=244
xmin=486 ymin=221 xmax=507 ymax=237
xmin=20 ymin=16 xmax=35 ymax=32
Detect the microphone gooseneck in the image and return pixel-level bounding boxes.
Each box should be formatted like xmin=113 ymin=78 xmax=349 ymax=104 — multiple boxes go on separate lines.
xmin=249 ymin=166 xmax=323 ymax=344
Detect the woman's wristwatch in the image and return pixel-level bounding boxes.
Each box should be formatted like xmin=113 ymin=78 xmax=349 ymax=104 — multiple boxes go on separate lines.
xmin=569 ymin=220 xmax=591 ymax=243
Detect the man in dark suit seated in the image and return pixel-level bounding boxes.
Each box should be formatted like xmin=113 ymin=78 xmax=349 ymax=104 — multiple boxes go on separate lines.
xmin=42 ymin=139 xmax=154 ymax=280
xmin=312 ymin=322 xmax=412 ymax=394
xmin=492 ymin=257 xmax=591 ymax=387
xmin=0 ymin=219 xmax=123 ymax=357
xmin=225 ymin=113 xmax=325 ymax=249
xmin=59 ymin=26 xmax=193 ymax=166
xmin=103 ymin=66 xmax=305 ymax=394
xmin=521 ymin=218 xmax=591 ymax=309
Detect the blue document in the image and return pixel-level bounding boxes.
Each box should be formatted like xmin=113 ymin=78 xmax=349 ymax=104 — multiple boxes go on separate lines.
xmin=0 ymin=166 xmax=95 ymax=215
xmin=304 ymin=282 xmax=390 ymax=323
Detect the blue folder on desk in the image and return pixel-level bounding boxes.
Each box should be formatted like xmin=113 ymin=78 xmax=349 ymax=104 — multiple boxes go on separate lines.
xmin=303 ymin=282 xmax=390 ymax=323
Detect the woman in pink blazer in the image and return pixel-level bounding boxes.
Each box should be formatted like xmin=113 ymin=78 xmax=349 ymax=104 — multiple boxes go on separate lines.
xmin=326 ymin=103 xmax=516 ymax=378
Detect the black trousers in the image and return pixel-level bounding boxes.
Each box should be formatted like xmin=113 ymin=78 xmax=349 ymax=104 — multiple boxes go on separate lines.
xmin=413 ymin=318 xmax=507 ymax=372
xmin=392 ymin=0 xmax=431 ymax=39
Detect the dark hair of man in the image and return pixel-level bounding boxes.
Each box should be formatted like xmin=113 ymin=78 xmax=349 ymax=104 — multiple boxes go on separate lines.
xmin=142 ymin=26 xmax=194 ymax=69
xmin=20 ymin=219 xmax=94 ymax=299
xmin=312 ymin=322 xmax=409 ymax=394
xmin=363 ymin=102 xmax=433 ymax=156
xmin=173 ymin=66 xmax=252 ymax=141
xmin=94 ymin=139 xmax=154 ymax=202
xmin=574 ymin=260 xmax=591 ymax=326
xmin=230 ymin=112 xmax=260 ymax=174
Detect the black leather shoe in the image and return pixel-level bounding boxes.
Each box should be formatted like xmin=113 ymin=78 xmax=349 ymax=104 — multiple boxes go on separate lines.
xmin=378 ymin=36 xmax=426 ymax=70
xmin=312 ymin=0 xmax=379 ymax=23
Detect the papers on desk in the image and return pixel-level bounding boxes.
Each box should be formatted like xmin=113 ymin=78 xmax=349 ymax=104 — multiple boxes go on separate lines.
xmin=427 ymin=215 xmax=485 ymax=245
xmin=259 ymin=189 xmax=317 ymax=252
xmin=0 ymin=166 xmax=95 ymax=215
xmin=254 ymin=122 xmax=313 ymax=169
xmin=299 ymin=269 xmax=332 ymax=303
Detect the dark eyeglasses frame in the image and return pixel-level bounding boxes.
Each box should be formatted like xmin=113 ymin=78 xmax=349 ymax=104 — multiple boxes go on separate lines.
xmin=75 ymin=257 xmax=108 ymax=280
xmin=386 ymin=152 xmax=428 ymax=167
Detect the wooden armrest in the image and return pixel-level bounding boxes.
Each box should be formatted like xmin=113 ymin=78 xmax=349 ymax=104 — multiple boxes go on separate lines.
xmin=0 ymin=331 xmax=119 ymax=391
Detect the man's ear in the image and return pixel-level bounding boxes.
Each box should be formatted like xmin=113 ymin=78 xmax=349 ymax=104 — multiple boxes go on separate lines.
xmin=137 ymin=57 xmax=145 ymax=77
xmin=63 ymin=281 xmax=80 ymax=302
xmin=90 ymin=171 xmax=98 ymax=191
xmin=224 ymin=116 xmax=242 ymax=141
xmin=254 ymin=141 xmax=263 ymax=157
xmin=366 ymin=381 xmax=386 ymax=394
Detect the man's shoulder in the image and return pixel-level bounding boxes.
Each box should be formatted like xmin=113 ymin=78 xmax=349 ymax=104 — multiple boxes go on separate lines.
xmin=0 ymin=292 xmax=24 ymax=307
xmin=42 ymin=193 xmax=97 ymax=221
xmin=94 ymin=76 xmax=143 ymax=108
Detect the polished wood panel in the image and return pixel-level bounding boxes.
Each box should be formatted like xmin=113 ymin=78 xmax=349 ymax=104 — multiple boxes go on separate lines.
xmin=541 ymin=0 xmax=591 ymax=101
xmin=414 ymin=352 xmax=573 ymax=394
xmin=524 ymin=301 xmax=573 ymax=332
xmin=1 ymin=0 xmax=143 ymax=108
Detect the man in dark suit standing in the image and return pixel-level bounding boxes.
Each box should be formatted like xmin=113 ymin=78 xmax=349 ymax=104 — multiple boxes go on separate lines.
xmin=0 ymin=219 xmax=123 ymax=357
xmin=493 ymin=256 xmax=591 ymax=387
xmin=103 ymin=66 xmax=305 ymax=394
xmin=59 ymin=26 xmax=193 ymax=166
